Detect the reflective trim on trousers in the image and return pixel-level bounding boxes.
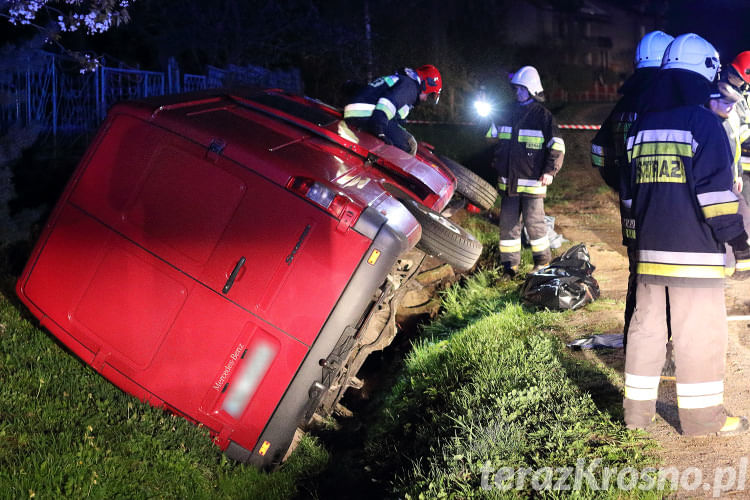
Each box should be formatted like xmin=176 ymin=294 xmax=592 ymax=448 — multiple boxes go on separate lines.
xmin=624 ymin=373 xmax=660 ymax=401
xmin=625 ymin=386 xmax=659 ymax=401
xmin=529 ymin=236 xmax=550 ymax=253
xmin=625 ymin=373 xmax=661 ymax=388
xmin=676 ymin=380 xmax=723 ymax=397
xmin=678 ymin=393 xmax=723 ymax=409
xmin=500 ymin=239 xmax=522 ymax=253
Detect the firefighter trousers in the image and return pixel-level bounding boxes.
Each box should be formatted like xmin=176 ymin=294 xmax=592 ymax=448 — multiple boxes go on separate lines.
xmin=344 ymin=116 xmax=414 ymax=154
xmin=623 ymin=247 xmax=672 ymax=353
xmin=623 ymin=246 xmax=637 ymax=348
xmin=623 ymin=283 xmax=727 ymax=435
xmin=499 ymin=195 xmax=550 ymax=267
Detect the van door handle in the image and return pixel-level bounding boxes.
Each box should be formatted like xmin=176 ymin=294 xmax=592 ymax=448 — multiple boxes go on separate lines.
xmin=222 ymin=257 xmax=246 ymax=294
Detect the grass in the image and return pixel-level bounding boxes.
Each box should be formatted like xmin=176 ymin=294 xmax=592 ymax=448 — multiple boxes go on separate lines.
xmin=360 ymin=267 xmax=658 ymax=498
xmin=0 ymin=276 xmax=328 ymax=499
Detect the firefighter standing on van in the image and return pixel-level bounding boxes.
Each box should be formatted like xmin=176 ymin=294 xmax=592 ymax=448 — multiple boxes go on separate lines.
xmin=590 ymin=31 xmax=674 ymax=345
xmin=623 ymin=33 xmax=750 ymax=436
xmin=488 ymin=66 xmax=564 ymax=276
xmin=343 ymin=65 xmax=442 ymax=155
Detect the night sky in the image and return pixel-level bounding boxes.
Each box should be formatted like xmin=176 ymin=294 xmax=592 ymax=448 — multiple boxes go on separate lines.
xmin=665 ymin=0 xmax=750 ymax=62
xmin=4 ymin=0 xmax=750 ymax=109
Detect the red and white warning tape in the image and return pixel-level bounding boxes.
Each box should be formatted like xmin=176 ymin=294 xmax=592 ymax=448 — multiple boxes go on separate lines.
xmin=405 ymin=120 xmax=476 ymax=125
xmin=558 ymin=124 xmax=601 ymax=130
xmin=405 ymin=121 xmax=601 ymax=130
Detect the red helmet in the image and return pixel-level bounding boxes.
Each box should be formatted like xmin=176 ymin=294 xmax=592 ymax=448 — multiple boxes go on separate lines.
xmin=731 ymin=51 xmax=750 ymax=84
xmin=416 ymin=64 xmax=442 ymax=102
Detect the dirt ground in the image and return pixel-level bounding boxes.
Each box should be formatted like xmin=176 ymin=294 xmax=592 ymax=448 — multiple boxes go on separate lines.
xmin=551 ymin=126 xmax=750 ymax=498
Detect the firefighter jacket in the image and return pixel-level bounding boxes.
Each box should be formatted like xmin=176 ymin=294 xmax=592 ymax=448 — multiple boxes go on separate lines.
xmin=723 ymin=113 xmax=742 ymax=181
xmin=733 ymin=98 xmax=750 ymax=175
xmin=343 ymin=68 xmax=420 ymax=137
xmin=488 ymin=101 xmax=564 ymax=198
xmin=590 ymin=68 xmax=658 ymax=247
xmin=625 ymin=70 xmax=747 ymax=288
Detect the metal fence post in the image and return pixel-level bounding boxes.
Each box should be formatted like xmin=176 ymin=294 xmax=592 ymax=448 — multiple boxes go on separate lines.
xmin=25 ymin=59 xmax=31 ymax=125
xmin=95 ymin=66 xmax=101 ymax=121
xmin=51 ymin=56 xmax=57 ymax=140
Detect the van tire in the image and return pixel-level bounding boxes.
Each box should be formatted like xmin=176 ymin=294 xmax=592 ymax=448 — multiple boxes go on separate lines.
xmin=404 ymin=199 xmax=483 ymax=272
xmin=438 ymin=155 xmax=498 ymax=210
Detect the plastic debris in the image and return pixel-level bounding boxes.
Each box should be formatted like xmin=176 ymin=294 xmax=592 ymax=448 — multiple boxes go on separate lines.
xmin=520 ymin=243 xmax=600 ymax=310
xmin=567 ymin=333 xmax=624 ymax=350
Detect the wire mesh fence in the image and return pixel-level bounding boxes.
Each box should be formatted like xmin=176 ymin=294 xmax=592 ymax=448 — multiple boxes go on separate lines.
xmin=1 ymin=51 xmax=303 ymax=139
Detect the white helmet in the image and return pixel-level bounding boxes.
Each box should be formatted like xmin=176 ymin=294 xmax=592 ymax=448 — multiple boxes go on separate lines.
xmin=661 ymin=33 xmax=720 ymax=82
xmin=510 ymin=66 xmax=543 ymax=97
xmin=634 ymin=30 xmax=674 ymax=69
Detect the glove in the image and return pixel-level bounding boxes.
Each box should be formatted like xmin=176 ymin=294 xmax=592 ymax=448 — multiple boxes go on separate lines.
xmin=730 ymin=232 xmax=750 ymax=280
xmin=407 ymin=133 xmax=418 ymax=156
xmin=734 ymin=248 xmax=750 ymax=280
xmin=540 ymin=173 xmax=554 ymax=186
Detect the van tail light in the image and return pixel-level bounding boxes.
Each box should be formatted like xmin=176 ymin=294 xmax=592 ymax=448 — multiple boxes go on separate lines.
xmin=286 ymin=177 xmax=352 ymax=218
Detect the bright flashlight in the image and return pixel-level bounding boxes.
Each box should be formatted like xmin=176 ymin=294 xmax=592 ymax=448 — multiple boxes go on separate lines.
xmin=474 ymin=99 xmax=492 ymax=117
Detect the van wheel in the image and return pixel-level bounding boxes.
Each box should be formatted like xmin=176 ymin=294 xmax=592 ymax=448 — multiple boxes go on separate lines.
xmin=403 ymin=199 xmax=483 ymax=272
xmin=438 ymin=155 xmax=498 ymax=210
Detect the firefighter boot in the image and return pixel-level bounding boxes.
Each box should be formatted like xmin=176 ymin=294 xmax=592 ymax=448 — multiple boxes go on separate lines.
xmin=710 ymin=416 xmax=750 ymax=437
xmin=531 ymin=257 xmax=550 ymax=273
xmin=501 ymin=262 xmax=518 ymax=280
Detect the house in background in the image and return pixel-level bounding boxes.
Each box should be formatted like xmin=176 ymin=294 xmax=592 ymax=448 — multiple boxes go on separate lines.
xmin=502 ymin=0 xmax=665 ymax=101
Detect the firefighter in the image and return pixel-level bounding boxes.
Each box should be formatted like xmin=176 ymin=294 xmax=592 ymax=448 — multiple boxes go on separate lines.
xmin=590 ymin=30 xmax=674 ymax=345
xmin=709 ymin=81 xmax=744 ymax=189
xmin=623 ymin=33 xmax=750 ymax=436
xmin=706 ymin=81 xmax=750 ymax=275
xmin=343 ymin=65 xmax=441 ymax=155
xmin=722 ymin=52 xmax=750 ymax=202
xmin=488 ymin=66 xmax=564 ymax=276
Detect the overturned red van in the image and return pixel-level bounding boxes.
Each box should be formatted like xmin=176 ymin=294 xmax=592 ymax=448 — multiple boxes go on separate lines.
xmin=16 ymin=88 xmax=487 ymax=467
